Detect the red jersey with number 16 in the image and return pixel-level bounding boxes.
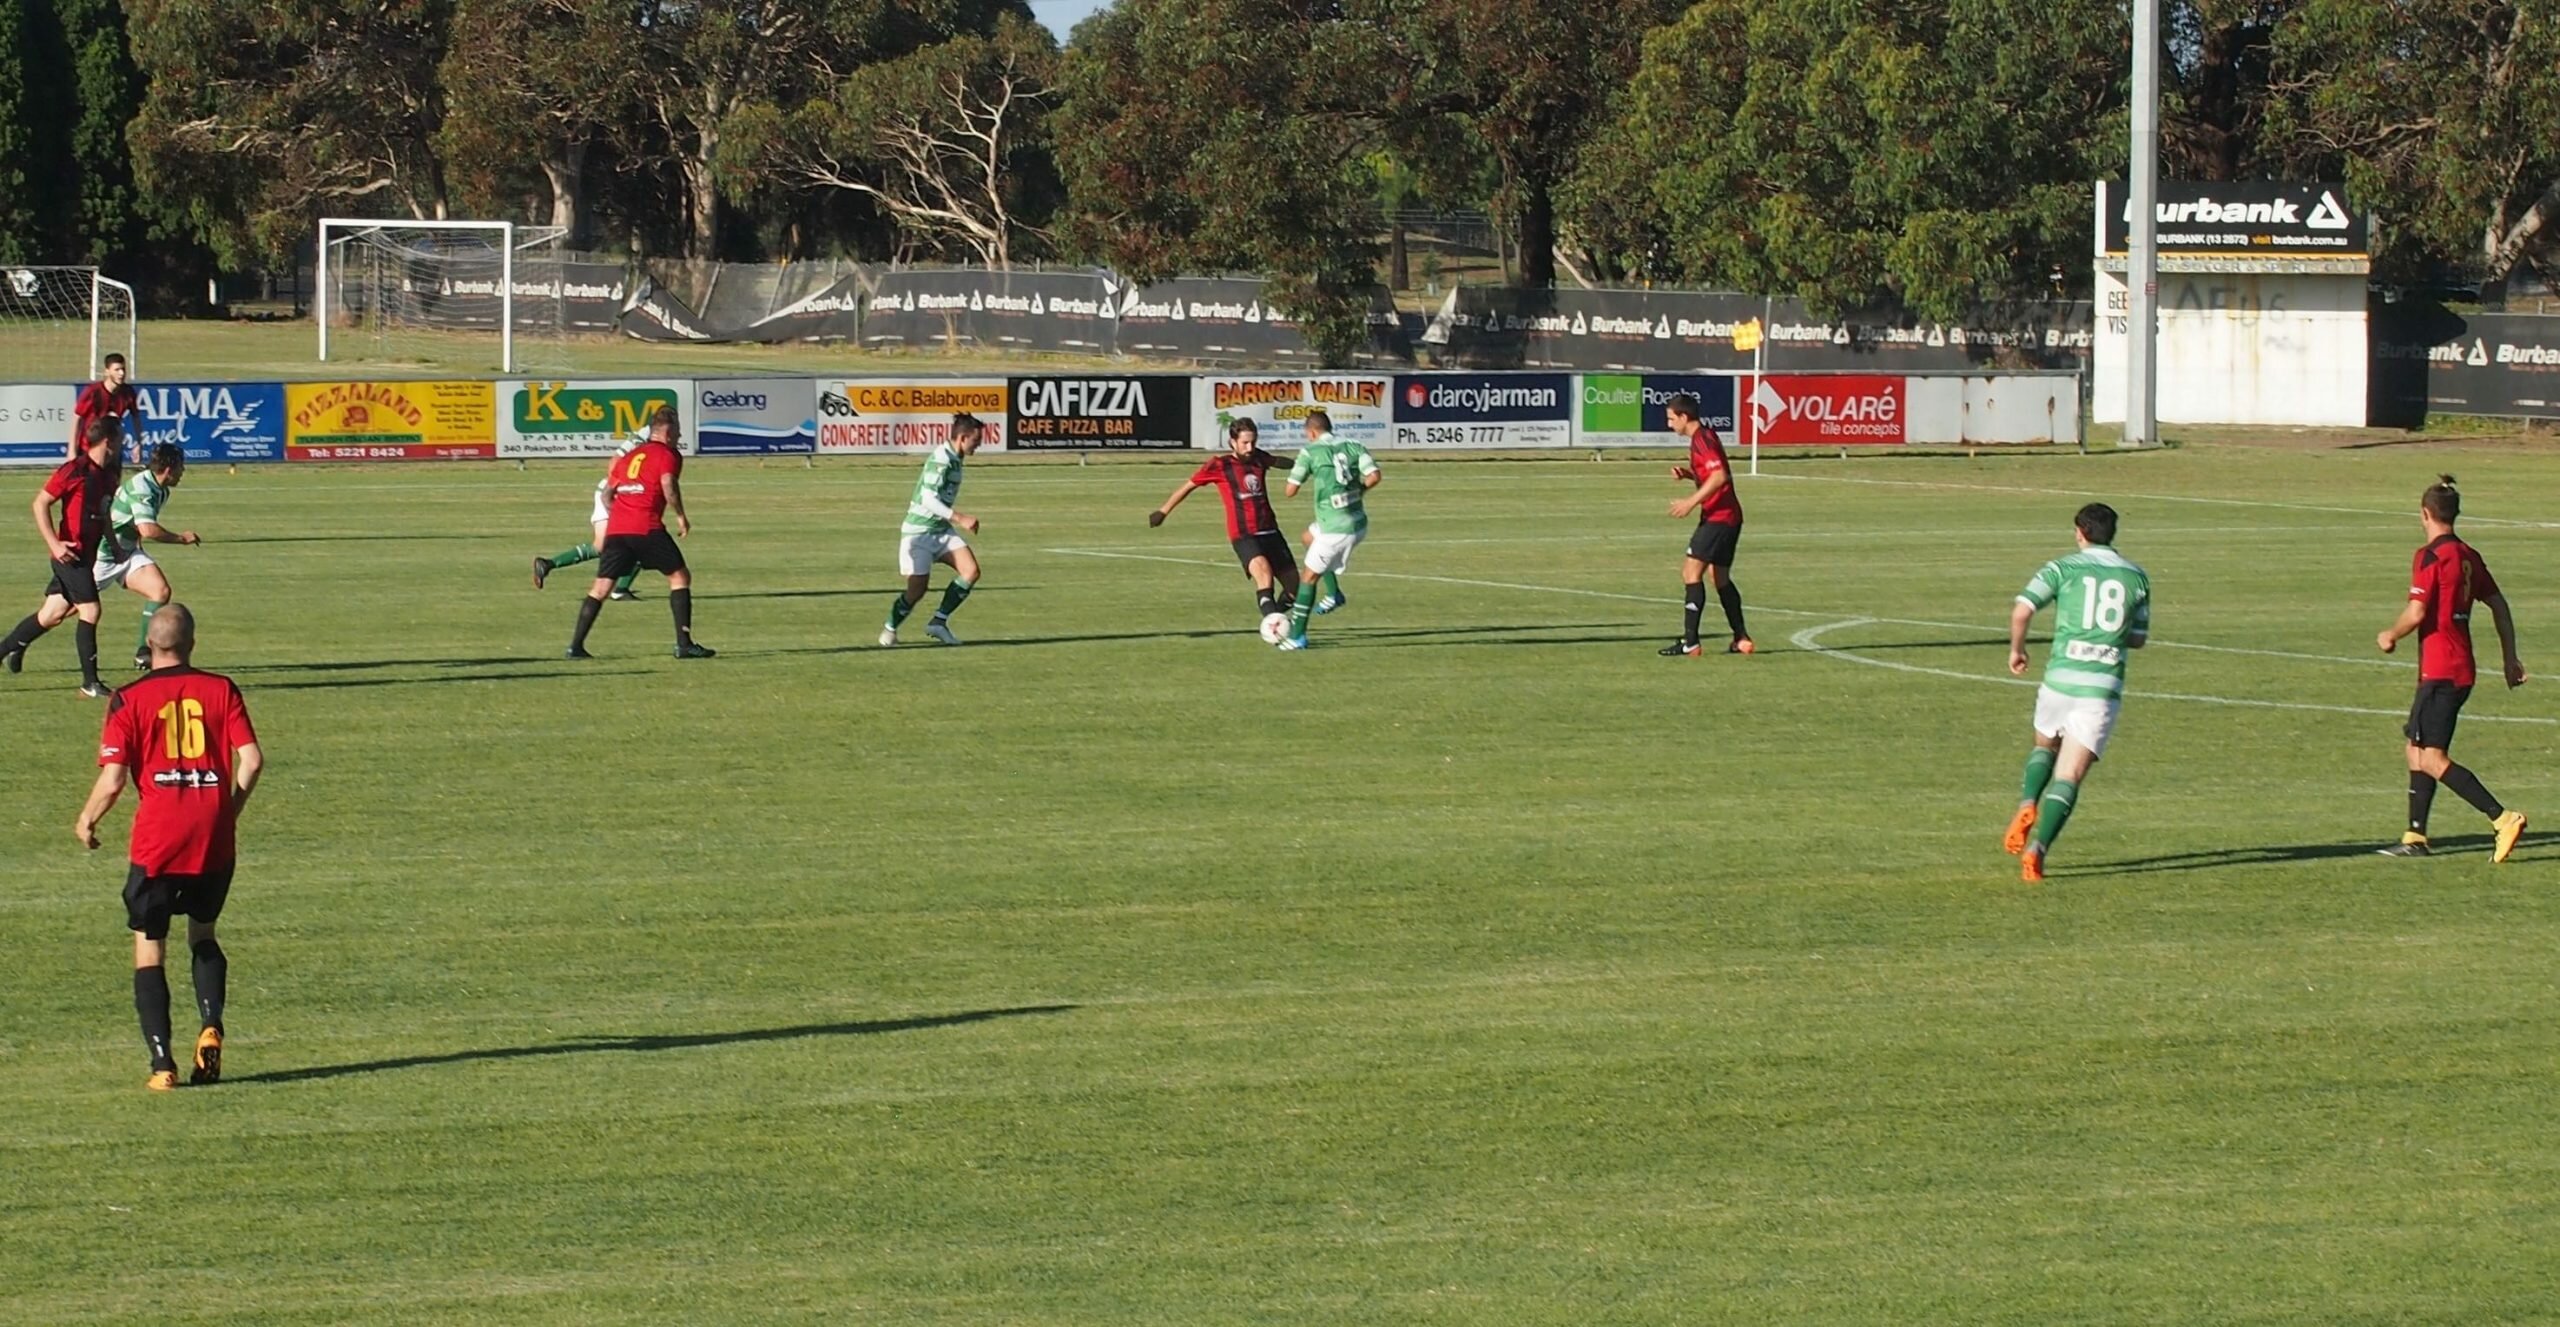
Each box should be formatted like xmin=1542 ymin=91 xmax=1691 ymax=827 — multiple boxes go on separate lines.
xmin=604 ymin=440 xmax=682 ymax=536
xmin=2411 ymin=534 xmax=2500 ymax=687
xmin=100 ymin=667 xmax=258 ymax=875
xmin=1689 ymin=428 xmax=1743 ymax=526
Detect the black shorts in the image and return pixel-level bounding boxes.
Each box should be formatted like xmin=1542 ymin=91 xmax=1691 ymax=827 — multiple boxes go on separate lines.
xmin=1231 ymin=532 xmax=1297 ymax=578
xmin=45 ymin=556 xmax=100 ymax=606
xmin=598 ymin=530 xmax=685 ymax=581
xmin=124 ymin=860 xmax=234 ymax=939
xmin=1687 ymin=520 xmax=1741 ymax=568
xmin=2406 ymin=680 xmax=2472 ymax=750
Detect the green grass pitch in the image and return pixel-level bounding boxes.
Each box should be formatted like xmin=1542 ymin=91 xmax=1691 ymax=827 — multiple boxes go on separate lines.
xmin=3 ymin=441 xmax=2557 ymax=1323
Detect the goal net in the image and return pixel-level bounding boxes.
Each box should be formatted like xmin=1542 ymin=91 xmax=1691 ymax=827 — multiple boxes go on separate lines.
xmin=0 ymin=266 xmax=137 ymax=383
xmin=318 ymin=220 xmax=571 ymax=373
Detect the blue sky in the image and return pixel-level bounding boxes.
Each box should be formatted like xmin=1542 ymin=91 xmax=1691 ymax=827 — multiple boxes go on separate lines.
xmin=1028 ymin=0 xmax=1111 ymax=41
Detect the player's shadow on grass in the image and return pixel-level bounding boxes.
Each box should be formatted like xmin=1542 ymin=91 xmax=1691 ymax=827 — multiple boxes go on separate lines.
xmin=245 ymin=667 xmax=647 ymax=691
xmin=1324 ymin=622 xmax=1655 ymax=649
xmin=2074 ymin=835 xmax=2497 ymax=876
xmin=219 ymin=534 xmax=488 ymax=545
xmin=702 ymin=586 xmax=1036 ymax=602
xmin=228 ymin=1004 xmax=1076 ymax=1086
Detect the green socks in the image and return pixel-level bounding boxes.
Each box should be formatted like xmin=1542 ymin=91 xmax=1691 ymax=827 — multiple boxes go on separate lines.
xmin=2031 ymin=779 xmax=2079 ymax=851
xmin=1319 ymin=571 xmax=1341 ymax=601
xmin=136 ymin=599 xmax=161 ymax=656
xmin=2020 ymin=748 xmax=2057 ymax=804
xmin=932 ymin=578 xmax=974 ymax=621
xmin=886 ymin=594 xmax=918 ymax=630
xmin=551 ymin=543 xmax=597 ymax=568
xmin=612 ymin=570 xmax=638 ymax=594
xmin=1287 ymin=579 xmax=1317 ymax=637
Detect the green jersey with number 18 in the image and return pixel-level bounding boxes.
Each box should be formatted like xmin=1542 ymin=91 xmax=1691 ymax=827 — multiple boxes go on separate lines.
xmin=1289 ymin=435 xmax=1378 ymax=535
xmin=902 ymin=442 xmax=963 ymax=536
xmin=2018 ymin=545 xmax=2151 ymax=700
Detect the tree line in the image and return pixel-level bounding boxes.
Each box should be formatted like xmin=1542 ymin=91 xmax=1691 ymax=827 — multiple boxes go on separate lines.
xmin=0 ymin=1 xmax=2551 ymax=358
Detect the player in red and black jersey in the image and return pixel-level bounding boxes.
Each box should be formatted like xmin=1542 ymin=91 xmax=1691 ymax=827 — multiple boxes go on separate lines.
xmin=567 ymin=405 xmax=714 ymax=660
xmin=75 ymin=353 xmax=141 ymax=463
xmin=2377 ymin=475 xmax=2528 ymax=861
xmin=0 ymin=414 xmax=123 ymax=694
xmin=1660 ymin=393 xmax=1753 ymax=657
xmin=1149 ymin=417 xmax=1301 ymax=619
xmin=73 ymin=604 xmax=265 ymax=1090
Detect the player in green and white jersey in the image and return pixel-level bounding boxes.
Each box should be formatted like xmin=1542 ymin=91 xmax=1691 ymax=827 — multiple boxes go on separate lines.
xmin=881 ymin=413 xmax=989 ymax=646
xmin=529 ymin=432 xmax=642 ymax=602
xmin=2003 ymin=502 xmax=2150 ymax=882
xmin=1276 ymin=410 xmax=1381 ymax=651
xmin=95 ymin=443 xmax=201 ymax=670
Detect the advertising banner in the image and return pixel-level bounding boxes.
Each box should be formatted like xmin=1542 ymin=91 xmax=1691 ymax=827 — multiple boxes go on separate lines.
xmin=1577 ymin=374 xmax=1741 ymax=447
xmin=1746 ymin=375 xmax=1907 ymax=445
xmin=1389 ymin=372 xmax=1572 ymax=448
xmin=1006 ymin=375 xmax=1190 ymax=450
xmin=499 ymin=380 xmax=694 ymax=458
xmin=0 ymin=383 xmax=72 ymax=465
xmin=694 ymin=379 xmax=816 ymax=455
xmin=1426 ymin=288 xmax=2092 ymax=374
xmin=135 ymin=382 xmax=287 ymax=463
xmin=816 ymin=379 xmax=1010 ymax=453
xmin=286 ymin=380 xmax=497 ymax=461
xmin=1193 ymin=374 xmax=1393 ymax=449
xmin=860 ymin=268 xmax=1117 ymax=355
xmin=2373 ymin=306 xmax=2560 ymax=423
xmin=2099 ymin=179 xmax=2366 ymax=257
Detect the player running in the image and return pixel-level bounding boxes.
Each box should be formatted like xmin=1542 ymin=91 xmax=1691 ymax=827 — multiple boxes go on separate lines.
xmin=2002 ymin=503 xmax=2150 ymax=883
xmin=97 ymin=443 xmax=203 ymax=671
xmin=74 ymin=604 xmax=264 ymax=1090
xmin=1149 ymin=417 xmax=1300 ymax=620
xmin=565 ymin=406 xmax=713 ymax=660
xmin=0 ymin=416 xmax=124 ymax=695
xmin=881 ymin=412 xmax=988 ymax=647
xmin=2376 ymin=475 xmax=2528 ymax=861
xmin=530 ymin=431 xmax=642 ymax=602
xmin=1660 ymin=392 xmax=1752 ymax=656
xmin=77 ymin=353 xmax=140 ymax=462
xmin=1275 ymin=410 xmax=1379 ymax=651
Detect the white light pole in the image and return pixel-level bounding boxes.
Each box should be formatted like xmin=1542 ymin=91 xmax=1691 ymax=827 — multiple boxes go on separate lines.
xmin=2125 ymin=0 xmax=2162 ymax=447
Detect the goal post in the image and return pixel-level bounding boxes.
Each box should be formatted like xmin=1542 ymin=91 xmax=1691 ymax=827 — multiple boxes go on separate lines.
xmin=0 ymin=266 xmax=136 ymax=382
xmin=318 ymin=219 xmax=569 ymax=374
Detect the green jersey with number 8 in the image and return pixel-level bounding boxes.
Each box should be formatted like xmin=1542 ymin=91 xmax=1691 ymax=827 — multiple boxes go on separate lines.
xmin=1289 ymin=436 xmax=1378 ymax=536
xmin=2017 ymin=545 xmax=2151 ymax=699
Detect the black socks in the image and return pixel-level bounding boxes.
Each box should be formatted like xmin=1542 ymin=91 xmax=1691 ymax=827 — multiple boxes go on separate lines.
xmin=191 ymin=938 xmax=227 ymax=1031
xmin=135 ymin=966 xmax=174 ymax=1071
xmin=670 ymin=588 xmax=693 ymax=647
xmin=1717 ymin=581 xmax=1748 ymax=640
xmin=1682 ymin=584 xmax=1705 ymax=645
xmin=570 ymin=596 xmax=604 ymax=651
xmin=2408 ymin=771 xmax=2438 ymax=835
xmin=2440 ymin=763 xmax=2503 ymax=820
xmin=74 ymin=618 xmax=99 ymax=688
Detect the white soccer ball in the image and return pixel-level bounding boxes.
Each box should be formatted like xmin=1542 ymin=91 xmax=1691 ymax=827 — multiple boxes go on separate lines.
xmin=1259 ymin=612 xmax=1290 ymax=645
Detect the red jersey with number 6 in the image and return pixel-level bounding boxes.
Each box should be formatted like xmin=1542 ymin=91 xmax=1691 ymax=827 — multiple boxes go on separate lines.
xmin=604 ymin=440 xmax=682 ymax=536
xmin=2411 ymin=534 xmax=2500 ymax=687
xmin=100 ymin=667 xmax=258 ymax=875
xmin=1689 ymin=428 xmax=1743 ymax=526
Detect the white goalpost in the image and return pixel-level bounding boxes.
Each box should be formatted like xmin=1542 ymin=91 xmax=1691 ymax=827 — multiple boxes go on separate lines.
xmin=0 ymin=266 xmax=137 ymax=381
xmin=317 ymin=219 xmax=570 ymax=373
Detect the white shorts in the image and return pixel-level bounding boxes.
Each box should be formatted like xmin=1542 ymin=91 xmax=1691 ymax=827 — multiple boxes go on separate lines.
xmin=1303 ymin=528 xmax=1365 ymax=576
xmin=589 ymin=488 xmax=610 ymax=526
xmin=898 ymin=529 xmax=969 ymax=577
xmin=92 ymin=546 xmax=157 ymax=590
xmin=2033 ymin=686 xmax=2121 ymax=760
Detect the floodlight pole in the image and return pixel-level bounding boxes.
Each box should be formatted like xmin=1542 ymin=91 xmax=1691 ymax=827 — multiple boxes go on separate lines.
xmin=500 ymin=222 xmax=515 ymax=375
xmin=2125 ymin=0 xmax=2162 ymax=448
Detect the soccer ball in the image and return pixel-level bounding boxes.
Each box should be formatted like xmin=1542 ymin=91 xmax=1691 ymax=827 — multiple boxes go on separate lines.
xmin=1259 ymin=612 xmax=1290 ymax=645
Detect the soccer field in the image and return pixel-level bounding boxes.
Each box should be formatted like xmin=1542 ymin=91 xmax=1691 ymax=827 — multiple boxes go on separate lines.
xmin=4 ymin=441 xmax=2558 ymax=1323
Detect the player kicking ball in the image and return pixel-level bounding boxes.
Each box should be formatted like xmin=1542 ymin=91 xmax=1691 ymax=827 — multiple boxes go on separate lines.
xmin=2376 ymin=475 xmax=2528 ymax=861
xmin=95 ymin=444 xmax=203 ymax=672
xmin=882 ymin=413 xmax=988 ymax=647
xmin=2003 ymin=503 xmax=2150 ymax=883
xmin=1275 ymin=410 xmax=1379 ymax=651
xmin=530 ymin=431 xmax=642 ymax=602
xmin=1149 ymin=417 xmax=1300 ymax=625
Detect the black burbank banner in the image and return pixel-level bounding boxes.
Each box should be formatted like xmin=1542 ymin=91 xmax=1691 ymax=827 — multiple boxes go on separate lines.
xmin=1005 ymin=376 xmax=1193 ymax=450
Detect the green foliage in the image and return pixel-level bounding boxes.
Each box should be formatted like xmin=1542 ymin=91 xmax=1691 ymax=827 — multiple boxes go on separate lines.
xmin=0 ymin=0 xmax=45 ymax=263
xmin=1566 ymin=0 xmax=2122 ymax=318
xmin=58 ymin=0 xmax=149 ymax=270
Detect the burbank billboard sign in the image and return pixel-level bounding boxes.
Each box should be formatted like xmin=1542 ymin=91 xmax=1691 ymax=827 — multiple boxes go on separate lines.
xmin=2099 ymin=179 xmax=2366 ymax=256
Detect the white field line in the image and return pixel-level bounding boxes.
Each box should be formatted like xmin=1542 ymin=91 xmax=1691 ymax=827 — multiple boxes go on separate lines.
xmin=1786 ymin=618 xmax=2558 ymax=726
xmin=1046 ymin=547 xmax=2414 ymax=673
xmin=1760 ymin=470 xmax=2560 ymax=530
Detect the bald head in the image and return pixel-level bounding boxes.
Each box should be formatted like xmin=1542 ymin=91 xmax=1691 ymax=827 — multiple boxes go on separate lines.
xmin=146 ymin=602 xmax=195 ymax=664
